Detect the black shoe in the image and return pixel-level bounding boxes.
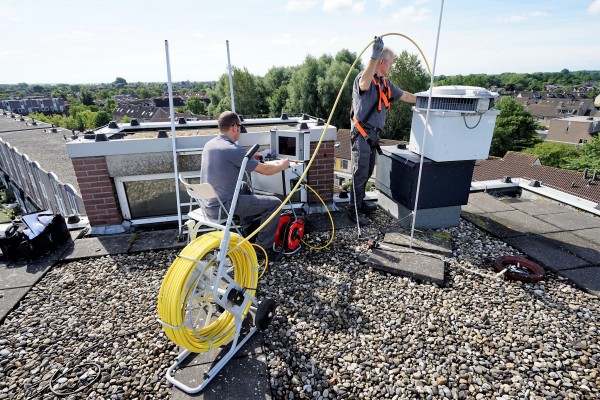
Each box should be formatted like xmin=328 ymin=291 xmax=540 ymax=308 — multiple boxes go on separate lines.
xmin=361 ymin=202 xmax=378 ymax=215
xmin=347 ymin=208 xmax=370 ymax=226
xmin=257 ymin=248 xmax=284 ymax=263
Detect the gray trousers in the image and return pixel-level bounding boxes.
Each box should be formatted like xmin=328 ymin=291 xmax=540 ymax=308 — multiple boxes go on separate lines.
xmin=349 ymin=135 xmax=377 ymax=208
xmin=206 ymin=183 xmax=282 ymax=250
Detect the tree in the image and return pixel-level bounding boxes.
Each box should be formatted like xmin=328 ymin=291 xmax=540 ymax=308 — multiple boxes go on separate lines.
xmin=263 ymin=66 xmax=294 ymax=116
xmin=490 ymin=98 xmax=538 ymax=157
xmin=93 ymin=111 xmax=112 ymax=128
xmin=114 ymin=77 xmax=127 ymax=87
xmin=286 ymin=55 xmax=321 ymax=117
xmin=384 ymin=50 xmax=430 ymax=140
xmin=522 ymin=142 xmax=581 ymax=168
xmin=79 ymin=89 xmax=95 ymax=106
xmin=185 ymin=96 xmax=207 ymax=115
xmin=564 ymin=135 xmax=600 ymax=171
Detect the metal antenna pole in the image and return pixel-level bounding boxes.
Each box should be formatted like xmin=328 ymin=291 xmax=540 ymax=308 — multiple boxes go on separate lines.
xmin=226 ymin=40 xmax=236 ymax=113
xmin=409 ymin=0 xmax=444 ymax=247
xmin=165 ymin=39 xmax=183 ymax=237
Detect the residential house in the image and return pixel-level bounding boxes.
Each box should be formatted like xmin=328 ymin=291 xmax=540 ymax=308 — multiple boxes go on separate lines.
xmin=546 ymin=116 xmax=600 ymax=144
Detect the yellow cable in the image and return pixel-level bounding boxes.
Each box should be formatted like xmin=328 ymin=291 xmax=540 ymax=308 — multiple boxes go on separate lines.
xmin=238 ymin=33 xmax=431 ymax=250
xmin=158 ymin=34 xmax=431 ymax=353
xmin=157 ymin=231 xmax=257 ymax=353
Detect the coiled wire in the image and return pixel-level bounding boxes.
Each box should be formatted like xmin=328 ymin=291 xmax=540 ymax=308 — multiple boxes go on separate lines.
xmin=157 ymin=231 xmax=257 ymax=352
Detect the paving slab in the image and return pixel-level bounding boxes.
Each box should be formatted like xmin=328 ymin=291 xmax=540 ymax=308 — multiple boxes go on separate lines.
xmin=0 ymin=286 xmax=30 ymax=321
xmin=0 ymin=260 xmax=53 ymax=289
xmin=59 ymin=234 xmax=134 ymax=260
xmin=558 ymin=266 xmax=600 ymax=297
xmin=170 ymin=328 xmax=270 ymax=400
xmin=536 ymin=211 xmax=600 ymax=231
xmin=130 ymin=229 xmax=186 ymax=253
xmin=467 ymin=192 xmax=515 ymax=213
xmin=367 ymin=250 xmax=445 ymax=285
xmin=460 ymin=203 xmax=485 ymax=214
xmin=381 ymin=229 xmax=453 ymax=257
xmin=486 ymin=210 xmax=562 ymax=235
xmin=505 ymin=199 xmax=570 ymax=216
xmin=571 ymin=227 xmax=600 ymax=247
xmin=504 ymin=235 xmax=591 ymax=272
xmin=542 ymin=231 xmax=600 ymax=265
xmin=461 ymin=212 xmax=528 ymax=239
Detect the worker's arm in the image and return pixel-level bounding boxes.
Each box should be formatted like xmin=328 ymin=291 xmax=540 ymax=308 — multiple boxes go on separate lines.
xmin=358 ymin=37 xmax=384 ymax=92
xmin=253 ymin=158 xmax=290 ymax=176
xmin=400 ymin=91 xmax=417 ymax=104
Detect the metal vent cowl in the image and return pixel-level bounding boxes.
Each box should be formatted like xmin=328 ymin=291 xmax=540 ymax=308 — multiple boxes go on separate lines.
xmin=415 ymin=85 xmax=499 ymax=113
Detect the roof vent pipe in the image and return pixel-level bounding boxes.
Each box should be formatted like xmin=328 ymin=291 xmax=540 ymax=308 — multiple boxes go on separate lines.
xmin=301 ymin=114 xmax=309 ymax=120
xmin=593 ymin=170 xmax=598 ymax=181
xmin=108 ymin=120 xmax=119 ymax=129
xmin=157 ymin=130 xmax=168 ymax=138
xmin=298 ymin=122 xmax=309 ymax=130
xmin=178 ymin=117 xmax=187 ymax=124
xmin=501 ymin=176 xmax=512 ymax=183
xmin=95 ymin=133 xmax=108 ymax=142
xmin=584 ymin=168 xmax=589 ymax=179
xmin=130 ymin=118 xmax=140 ymax=126
xmin=528 ymin=180 xmax=541 ymax=187
xmin=280 ymin=113 xmax=288 ymax=120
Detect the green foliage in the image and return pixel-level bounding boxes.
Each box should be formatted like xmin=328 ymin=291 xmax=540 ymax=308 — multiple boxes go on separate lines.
xmin=93 ymin=111 xmax=112 ymax=128
xmin=120 ymin=115 xmax=132 ymax=123
xmin=522 ymin=142 xmax=581 ymax=168
xmin=384 ymin=50 xmax=430 ymax=141
xmin=79 ymin=89 xmax=95 ymax=106
xmin=114 ymin=77 xmax=127 ymax=87
xmin=185 ymin=97 xmax=207 ymax=115
xmin=490 ymin=98 xmax=538 ymax=157
xmin=564 ymin=135 xmax=600 ymax=171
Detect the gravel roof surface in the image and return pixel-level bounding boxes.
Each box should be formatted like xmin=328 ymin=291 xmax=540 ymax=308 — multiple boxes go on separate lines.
xmin=1 ymin=210 xmax=599 ymax=399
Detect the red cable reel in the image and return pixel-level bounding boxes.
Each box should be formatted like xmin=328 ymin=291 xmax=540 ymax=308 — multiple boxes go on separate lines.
xmin=274 ymin=212 xmax=305 ymax=253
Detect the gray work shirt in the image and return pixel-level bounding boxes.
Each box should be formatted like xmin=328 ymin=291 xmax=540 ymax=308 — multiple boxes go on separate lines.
xmin=200 ymin=134 xmax=259 ymax=209
xmin=352 ymin=73 xmax=403 ymax=138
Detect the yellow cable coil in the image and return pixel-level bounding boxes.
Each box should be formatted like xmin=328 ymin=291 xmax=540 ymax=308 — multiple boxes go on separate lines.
xmin=157 ymin=231 xmax=258 ymax=353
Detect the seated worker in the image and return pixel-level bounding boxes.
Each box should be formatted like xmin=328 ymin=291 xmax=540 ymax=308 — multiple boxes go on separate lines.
xmin=200 ymin=111 xmax=290 ymax=260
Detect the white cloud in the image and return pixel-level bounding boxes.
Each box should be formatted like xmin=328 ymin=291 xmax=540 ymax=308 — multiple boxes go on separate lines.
xmin=323 ymin=0 xmax=353 ymax=13
xmin=285 ymin=0 xmax=318 ymax=12
xmin=352 ymin=1 xmax=366 ymax=14
xmin=588 ymin=0 xmax=600 ymax=14
xmin=0 ymin=5 xmax=23 ymax=22
xmin=273 ymin=33 xmax=293 ymax=45
xmin=498 ymin=11 xmax=550 ymax=23
xmin=378 ymin=0 xmax=395 ymax=8
xmin=390 ymin=5 xmax=431 ymax=22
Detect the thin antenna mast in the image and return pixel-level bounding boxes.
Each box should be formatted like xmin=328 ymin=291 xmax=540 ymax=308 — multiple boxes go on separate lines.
xmin=165 ymin=39 xmax=183 ymax=237
xmin=226 ymin=40 xmax=236 ymax=113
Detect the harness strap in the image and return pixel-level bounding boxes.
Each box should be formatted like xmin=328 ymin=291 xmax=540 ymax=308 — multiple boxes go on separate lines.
xmin=372 ymin=76 xmax=391 ymax=111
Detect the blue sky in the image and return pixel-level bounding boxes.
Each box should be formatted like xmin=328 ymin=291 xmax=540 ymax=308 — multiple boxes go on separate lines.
xmin=1 ymin=0 xmax=599 ymax=84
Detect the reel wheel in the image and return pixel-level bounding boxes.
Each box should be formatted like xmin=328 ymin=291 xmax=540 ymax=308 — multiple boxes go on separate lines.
xmin=255 ymin=298 xmax=277 ymax=331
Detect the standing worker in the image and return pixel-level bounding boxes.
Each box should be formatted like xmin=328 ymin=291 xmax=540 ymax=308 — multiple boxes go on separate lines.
xmin=348 ymin=36 xmax=417 ymax=225
xmin=200 ymin=111 xmax=290 ymax=260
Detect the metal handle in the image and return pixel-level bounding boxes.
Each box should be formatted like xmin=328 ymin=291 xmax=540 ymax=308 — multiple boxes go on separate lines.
xmin=245 ymin=144 xmax=260 ymax=159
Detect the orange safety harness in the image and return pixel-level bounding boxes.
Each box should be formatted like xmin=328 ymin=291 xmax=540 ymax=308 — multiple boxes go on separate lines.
xmin=353 ymin=76 xmax=392 ymax=139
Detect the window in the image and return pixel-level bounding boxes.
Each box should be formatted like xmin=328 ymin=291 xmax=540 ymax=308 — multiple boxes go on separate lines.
xmin=341 ymin=160 xmax=349 ymax=169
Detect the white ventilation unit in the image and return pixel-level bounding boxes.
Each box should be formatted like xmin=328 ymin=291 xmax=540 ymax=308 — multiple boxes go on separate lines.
xmin=409 ymin=85 xmax=500 ymax=162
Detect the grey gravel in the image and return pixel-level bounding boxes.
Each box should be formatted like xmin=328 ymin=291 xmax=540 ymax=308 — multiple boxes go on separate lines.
xmin=1 ymin=209 xmax=599 ymax=399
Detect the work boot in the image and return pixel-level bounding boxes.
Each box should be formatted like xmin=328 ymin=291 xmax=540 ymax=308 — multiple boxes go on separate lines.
xmin=361 ymin=201 xmax=378 ymax=215
xmin=347 ymin=207 xmax=370 ymax=226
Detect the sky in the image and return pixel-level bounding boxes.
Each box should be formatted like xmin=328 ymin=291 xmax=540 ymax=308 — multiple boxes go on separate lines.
xmin=1 ymin=0 xmax=600 ymax=85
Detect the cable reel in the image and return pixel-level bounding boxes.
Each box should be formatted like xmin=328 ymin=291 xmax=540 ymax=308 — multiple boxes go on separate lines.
xmin=274 ymin=210 xmax=305 ymax=255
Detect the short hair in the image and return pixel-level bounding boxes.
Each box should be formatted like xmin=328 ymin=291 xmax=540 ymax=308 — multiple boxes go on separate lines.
xmin=380 ymin=47 xmax=395 ymax=63
xmin=217 ymin=111 xmax=240 ymax=131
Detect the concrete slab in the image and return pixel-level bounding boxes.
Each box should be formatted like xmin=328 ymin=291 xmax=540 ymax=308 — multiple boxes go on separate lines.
xmin=571 ymin=227 xmax=600 ymax=247
xmin=170 ymin=328 xmax=270 ymax=400
xmin=461 ymin=212 xmax=528 ymax=239
xmin=381 ymin=229 xmax=453 ymax=257
xmin=536 ymin=211 xmax=600 ymax=231
xmin=542 ymin=231 xmax=600 ymax=265
xmin=59 ymin=234 xmax=134 ymax=260
xmin=504 ymin=235 xmax=591 ymax=272
xmin=504 ymin=199 xmax=570 ymax=216
xmin=0 ymin=260 xmax=53 ymax=289
xmin=461 ymin=203 xmax=485 ymax=214
xmin=378 ymin=194 xmax=461 ymax=229
xmin=130 ymin=229 xmax=185 ymax=253
xmin=558 ymin=266 xmax=600 ymax=297
xmin=0 ymin=286 xmax=30 ymax=321
xmin=367 ymin=250 xmax=445 ymax=285
xmin=486 ymin=210 xmax=562 ymax=235
xmin=305 ymin=211 xmax=353 ymax=232
xmin=467 ymin=192 xmax=515 ymax=213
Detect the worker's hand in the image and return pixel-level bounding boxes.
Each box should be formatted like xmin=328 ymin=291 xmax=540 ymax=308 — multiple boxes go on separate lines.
xmin=279 ymin=158 xmax=291 ymax=170
xmin=371 ymin=36 xmax=384 ymax=60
